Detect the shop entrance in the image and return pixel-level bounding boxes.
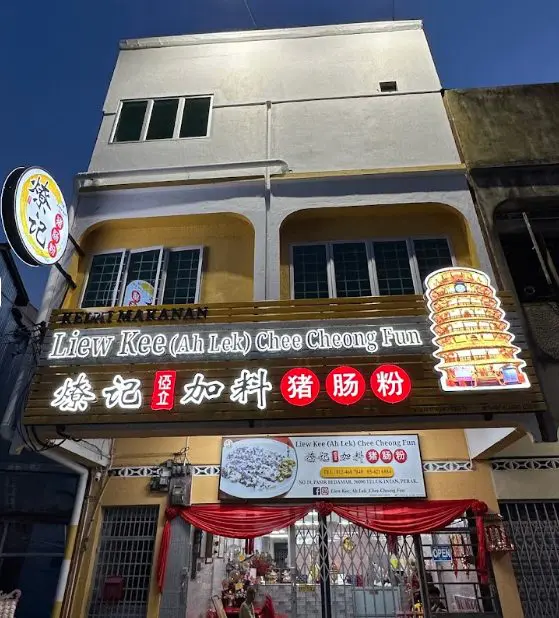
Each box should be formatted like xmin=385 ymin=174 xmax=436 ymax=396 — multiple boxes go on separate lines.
xmin=177 ymin=511 xmax=500 ymax=618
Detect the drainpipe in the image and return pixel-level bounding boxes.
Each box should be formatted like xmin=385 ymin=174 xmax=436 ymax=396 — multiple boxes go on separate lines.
xmin=42 ymin=449 xmax=89 ymax=618
xmin=264 ymin=101 xmax=272 ymax=299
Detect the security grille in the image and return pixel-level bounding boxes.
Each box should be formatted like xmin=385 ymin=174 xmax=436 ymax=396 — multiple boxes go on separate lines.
xmin=292 ymin=512 xmax=500 ymax=618
xmin=293 ymin=512 xmax=419 ymax=618
xmin=500 ymin=501 xmax=559 ymax=618
xmin=327 ymin=517 xmax=418 ymax=618
xmin=87 ymin=506 xmax=159 ymax=618
xmin=418 ymin=516 xmax=500 ymax=615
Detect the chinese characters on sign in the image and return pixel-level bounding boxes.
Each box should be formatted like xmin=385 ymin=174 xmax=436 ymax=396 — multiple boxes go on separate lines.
xmin=280 ymin=368 xmax=320 ymax=406
xmin=1 ymin=167 xmax=69 ymax=266
xmin=102 ymin=375 xmax=142 ymax=409
xmin=50 ymin=364 xmax=413 ymax=413
xmin=325 ymin=366 xmax=366 ymax=406
xmin=180 ymin=373 xmax=224 ymax=405
xmin=51 ymin=373 xmax=96 ymax=412
xmin=370 ymin=364 xmax=412 ymax=404
xmin=219 ymin=435 xmax=425 ymax=500
xmin=151 ymin=370 xmax=177 ymax=411
xmin=51 ymin=368 xmax=276 ymax=413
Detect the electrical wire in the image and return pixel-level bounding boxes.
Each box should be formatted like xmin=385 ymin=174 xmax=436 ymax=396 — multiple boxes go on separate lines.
xmin=242 ymin=0 xmax=257 ymax=28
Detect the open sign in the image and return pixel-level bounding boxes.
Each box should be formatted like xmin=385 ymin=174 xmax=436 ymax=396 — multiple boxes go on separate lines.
xmin=432 ymin=545 xmax=452 ymax=562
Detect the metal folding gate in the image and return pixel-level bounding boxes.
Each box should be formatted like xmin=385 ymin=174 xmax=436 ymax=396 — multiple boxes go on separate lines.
xmin=500 ymin=501 xmax=559 ymax=618
xmin=292 ymin=510 xmax=500 ymax=618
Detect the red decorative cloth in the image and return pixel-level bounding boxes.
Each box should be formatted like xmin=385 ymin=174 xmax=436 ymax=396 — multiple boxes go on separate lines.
xmin=332 ymin=500 xmax=475 ymax=534
xmin=156 ymin=500 xmax=488 ymax=591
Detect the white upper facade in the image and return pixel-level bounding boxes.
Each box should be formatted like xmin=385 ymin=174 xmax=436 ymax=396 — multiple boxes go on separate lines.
xmin=88 ymin=21 xmax=461 ymax=178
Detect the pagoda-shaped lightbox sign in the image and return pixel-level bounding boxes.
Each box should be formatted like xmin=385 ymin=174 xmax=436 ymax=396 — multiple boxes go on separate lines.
xmin=424 ymin=267 xmax=530 ymax=392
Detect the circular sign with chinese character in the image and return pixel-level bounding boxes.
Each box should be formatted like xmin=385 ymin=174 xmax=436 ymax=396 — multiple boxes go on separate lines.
xmin=325 ymin=366 xmax=366 ymax=405
xmin=280 ymin=368 xmax=320 ymax=406
xmin=370 ymin=364 xmax=412 ymax=404
xmin=1 ymin=166 xmax=69 ymax=266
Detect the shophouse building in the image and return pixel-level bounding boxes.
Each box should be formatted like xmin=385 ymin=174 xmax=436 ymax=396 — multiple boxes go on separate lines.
xmin=445 ymin=83 xmax=559 ymax=618
xmin=21 ymin=22 xmax=553 ymax=618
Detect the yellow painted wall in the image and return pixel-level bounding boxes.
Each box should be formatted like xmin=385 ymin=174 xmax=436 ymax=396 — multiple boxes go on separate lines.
xmin=279 ymin=203 xmax=478 ymax=299
xmin=63 ymin=213 xmax=255 ymax=309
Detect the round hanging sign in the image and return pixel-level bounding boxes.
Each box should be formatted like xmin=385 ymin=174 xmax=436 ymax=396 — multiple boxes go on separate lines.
xmin=1 ymin=166 xmax=69 ymax=266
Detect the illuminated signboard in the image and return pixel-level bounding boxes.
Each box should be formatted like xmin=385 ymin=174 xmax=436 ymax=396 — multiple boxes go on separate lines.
xmin=219 ymin=434 xmax=426 ymax=500
xmin=44 ymin=318 xmax=426 ymax=366
xmin=1 ymin=167 xmax=69 ymax=266
xmin=424 ymin=267 xmax=530 ymax=392
xmin=27 ymin=297 xmax=543 ymax=436
xmin=49 ymin=364 xmax=413 ymax=413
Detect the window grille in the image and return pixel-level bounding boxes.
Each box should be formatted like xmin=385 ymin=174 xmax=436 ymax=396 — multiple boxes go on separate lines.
xmin=87 ymin=506 xmax=159 ymax=618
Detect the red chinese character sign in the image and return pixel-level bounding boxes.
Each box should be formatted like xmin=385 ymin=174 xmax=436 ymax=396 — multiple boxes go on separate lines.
xmin=1 ymin=167 xmax=69 ymax=266
xmin=280 ymin=368 xmax=320 ymax=406
xmin=325 ymin=366 xmax=366 ymax=405
xmin=370 ymin=364 xmax=412 ymax=404
xmin=151 ymin=370 xmax=177 ymax=411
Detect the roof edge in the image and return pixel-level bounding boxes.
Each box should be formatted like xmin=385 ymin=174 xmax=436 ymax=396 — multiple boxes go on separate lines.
xmin=120 ymin=20 xmax=423 ymax=51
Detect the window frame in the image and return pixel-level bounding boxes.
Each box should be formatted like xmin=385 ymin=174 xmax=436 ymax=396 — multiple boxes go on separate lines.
xmin=117 ymin=246 xmax=165 ymax=306
xmin=110 ymin=95 xmax=214 ymax=144
xmin=290 ymin=236 xmax=455 ymax=300
xmin=289 ymin=241 xmax=333 ymax=301
xmin=157 ymin=245 xmax=204 ymax=305
xmin=79 ymin=249 xmax=128 ymax=310
xmin=80 ymin=246 xmax=203 ymax=309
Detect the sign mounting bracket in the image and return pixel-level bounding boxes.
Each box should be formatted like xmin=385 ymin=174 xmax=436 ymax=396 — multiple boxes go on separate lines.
xmin=54 ymin=262 xmax=77 ymax=289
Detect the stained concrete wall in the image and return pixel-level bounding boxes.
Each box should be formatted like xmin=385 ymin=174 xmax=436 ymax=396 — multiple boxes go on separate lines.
xmin=446 ymin=83 xmax=559 ymax=435
xmin=445 ymin=84 xmax=559 ymax=168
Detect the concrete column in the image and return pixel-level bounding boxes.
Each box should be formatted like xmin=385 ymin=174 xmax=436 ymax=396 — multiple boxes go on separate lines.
xmin=251 ymin=211 xmax=267 ymax=301
xmin=266 ymin=211 xmax=282 ymax=300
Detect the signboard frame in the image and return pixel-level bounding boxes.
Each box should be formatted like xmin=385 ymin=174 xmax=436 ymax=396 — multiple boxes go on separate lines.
xmin=1 ymin=166 xmax=69 ymax=267
xmin=218 ymin=434 xmax=427 ymax=501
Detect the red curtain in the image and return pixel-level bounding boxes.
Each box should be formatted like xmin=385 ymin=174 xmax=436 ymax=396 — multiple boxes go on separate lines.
xmin=330 ymin=500 xmax=476 ymax=534
xmin=157 ymin=500 xmax=488 ymax=592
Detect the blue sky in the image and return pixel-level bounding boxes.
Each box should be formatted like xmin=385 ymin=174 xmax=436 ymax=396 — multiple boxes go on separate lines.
xmin=1 ymin=0 xmax=558 ymax=308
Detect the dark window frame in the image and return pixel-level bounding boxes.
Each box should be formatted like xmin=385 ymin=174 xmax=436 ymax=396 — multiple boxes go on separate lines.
xmin=290 ymin=237 xmax=455 ymax=300
xmin=80 ymin=246 xmax=203 ymax=308
xmin=111 ymin=95 xmax=213 ymax=143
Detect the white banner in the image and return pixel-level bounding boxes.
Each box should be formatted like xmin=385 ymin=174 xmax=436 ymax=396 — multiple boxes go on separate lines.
xmin=219 ymin=435 xmax=425 ymax=500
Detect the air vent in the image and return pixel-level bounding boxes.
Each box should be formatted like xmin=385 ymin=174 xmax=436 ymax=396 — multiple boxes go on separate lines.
xmin=379 ymin=81 xmax=398 ymax=93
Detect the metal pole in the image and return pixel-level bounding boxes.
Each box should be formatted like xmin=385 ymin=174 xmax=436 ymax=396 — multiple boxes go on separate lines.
xmin=318 ymin=513 xmax=332 ymax=618
xmin=521 ymin=211 xmax=553 ymax=286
